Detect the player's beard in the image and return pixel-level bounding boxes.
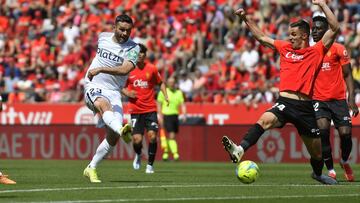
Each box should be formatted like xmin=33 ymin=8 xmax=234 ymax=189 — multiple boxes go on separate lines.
xmin=114 ymin=34 xmax=129 ymax=44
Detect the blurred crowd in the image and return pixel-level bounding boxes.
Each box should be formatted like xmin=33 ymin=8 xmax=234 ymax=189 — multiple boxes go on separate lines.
xmin=0 ymin=0 xmax=359 ymax=108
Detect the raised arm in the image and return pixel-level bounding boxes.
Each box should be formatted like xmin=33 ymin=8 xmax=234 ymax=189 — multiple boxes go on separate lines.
xmin=235 ymin=8 xmax=275 ymax=49
xmin=313 ymin=0 xmax=340 ymax=49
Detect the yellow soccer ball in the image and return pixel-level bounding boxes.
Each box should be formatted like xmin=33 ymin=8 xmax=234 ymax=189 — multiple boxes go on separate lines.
xmin=236 ymin=160 xmax=259 ymax=184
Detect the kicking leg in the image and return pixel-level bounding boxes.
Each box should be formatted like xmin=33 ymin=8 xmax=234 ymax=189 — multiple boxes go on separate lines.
xmin=222 ymin=112 xmax=280 ymax=163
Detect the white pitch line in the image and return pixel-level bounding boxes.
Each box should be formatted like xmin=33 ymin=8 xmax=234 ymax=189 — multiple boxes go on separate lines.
xmin=0 ymin=184 xmax=359 ymax=194
xmin=21 ymin=194 xmax=360 ymax=203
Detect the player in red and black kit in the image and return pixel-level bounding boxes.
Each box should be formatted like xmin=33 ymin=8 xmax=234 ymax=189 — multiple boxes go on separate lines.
xmin=122 ymin=44 xmax=168 ymax=174
xmin=222 ymin=0 xmax=339 ymax=184
xmin=311 ymin=16 xmax=358 ymax=181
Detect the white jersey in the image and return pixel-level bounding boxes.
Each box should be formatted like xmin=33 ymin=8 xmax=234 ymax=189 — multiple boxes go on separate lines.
xmin=85 ymin=32 xmax=140 ymax=90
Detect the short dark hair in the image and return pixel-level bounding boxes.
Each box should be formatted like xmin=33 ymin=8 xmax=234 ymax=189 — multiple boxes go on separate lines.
xmin=290 ymin=19 xmax=310 ymax=37
xmin=138 ymin=43 xmax=147 ymax=54
xmin=312 ymin=16 xmax=329 ymax=29
xmin=115 ymin=14 xmax=133 ymax=25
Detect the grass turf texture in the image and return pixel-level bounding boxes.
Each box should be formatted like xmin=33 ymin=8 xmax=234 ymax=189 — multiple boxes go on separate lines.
xmin=0 ymin=160 xmax=359 ymax=203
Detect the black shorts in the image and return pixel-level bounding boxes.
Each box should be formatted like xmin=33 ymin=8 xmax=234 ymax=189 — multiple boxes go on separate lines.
xmin=267 ymin=96 xmax=319 ymax=138
xmin=312 ymin=99 xmax=351 ymax=128
xmin=163 ymin=115 xmax=179 ymax=133
xmin=131 ymin=112 xmax=159 ymax=135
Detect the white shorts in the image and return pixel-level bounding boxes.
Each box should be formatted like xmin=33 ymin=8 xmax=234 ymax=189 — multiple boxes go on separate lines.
xmin=84 ymin=85 xmax=123 ymax=128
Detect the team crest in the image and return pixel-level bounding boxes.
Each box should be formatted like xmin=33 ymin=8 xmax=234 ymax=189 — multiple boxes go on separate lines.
xmin=127 ymin=49 xmax=138 ymax=62
xmin=146 ymin=72 xmax=150 ymax=79
xmin=327 ymin=51 xmax=332 ymax=57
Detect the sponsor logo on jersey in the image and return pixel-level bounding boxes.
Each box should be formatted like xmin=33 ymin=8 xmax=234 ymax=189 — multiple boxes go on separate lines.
xmin=285 ymin=52 xmax=304 ymax=61
xmin=97 ymin=48 xmax=124 ymax=63
xmin=321 ymin=62 xmax=331 ymax=71
xmin=133 ymin=79 xmax=149 ymax=88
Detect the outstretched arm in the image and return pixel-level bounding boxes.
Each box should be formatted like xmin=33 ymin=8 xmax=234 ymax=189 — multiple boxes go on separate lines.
xmin=88 ymin=60 xmax=135 ymax=81
xmin=313 ymin=0 xmax=340 ymax=49
xmin=235 ymin=8 xmax=275 ymax=49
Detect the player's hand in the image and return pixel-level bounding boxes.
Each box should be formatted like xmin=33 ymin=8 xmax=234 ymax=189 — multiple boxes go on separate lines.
xmin=180 ymin=114 xmax=187 ymax=123
xmin=348 ymin=101 xmax=359 ymax=117
xmin=312 ymin=0 xmax=326 ymax=6
xmin=127 ymin=90 xmax=137 ymax=98
xmin=87 ymin=68 xmax=101 ymax=81
xmin=234 ymin=8 xmax=246 ymax=19
xmin=165 ymin=97 xmax=169 ymax=106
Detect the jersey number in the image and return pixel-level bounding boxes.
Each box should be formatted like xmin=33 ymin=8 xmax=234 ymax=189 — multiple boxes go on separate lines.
xmin=131 ymin=118 xmax=137 ymax=128
xmin=272 ymin=103 xmax=286 ymax=111
xmin=313 ymin=102 xmax=319 ymax=112
xmin=89 ymin=88 xmax=102 ymax=96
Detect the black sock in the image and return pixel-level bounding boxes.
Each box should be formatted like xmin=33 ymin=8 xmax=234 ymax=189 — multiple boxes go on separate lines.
xmin=310 ymin=157 xmax=324 ymax=176
xmin=240 ymin=123 xmax=265 ymax=151
xmin=319 ymin=129 xmax=333 ymax=170
xmin=148 ymin=141 xmax=157 ymax=166
xmin=133 ymin=142 xmax=142 ymax=155
xmin=340 ymin=134 xmax=352 ymax=162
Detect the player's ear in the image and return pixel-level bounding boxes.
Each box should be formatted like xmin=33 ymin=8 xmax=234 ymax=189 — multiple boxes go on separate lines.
xmin=301 ymin=32 xmax=308 ymax=40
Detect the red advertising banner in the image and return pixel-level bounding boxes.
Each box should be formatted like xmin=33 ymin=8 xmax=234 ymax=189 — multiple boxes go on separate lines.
xmin=0 ymin=125 xmax=359 ymax=163
xmin=3 ymin=103 xmax=360 ymax=125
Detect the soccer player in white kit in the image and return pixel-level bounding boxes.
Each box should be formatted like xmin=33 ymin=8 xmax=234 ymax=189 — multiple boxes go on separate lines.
xmin=83 ymin=14 xmax=140 ymax=183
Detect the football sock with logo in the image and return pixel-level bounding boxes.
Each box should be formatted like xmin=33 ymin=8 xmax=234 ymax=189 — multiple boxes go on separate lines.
xmin=168 ymin=139 xmax=178 ymax=155
xmin=133 ymin=142 xmax=142 ymax=155
xmin=102 ymin=111 xmax=123 ymax=135
xmin=89 ymin=139 xmax=114 ymax=168
xmin=319 ymin=129 xmax=333 ymax=170
xmin=310 ymin=157 xmax=324 ymax=176
xmin=148 ymin=141 xmax=157 ymax=166
xmin=340 ymin=134 xmax=352 ymax=162
xmin=240 ymin=123 xmax=265 ymax=151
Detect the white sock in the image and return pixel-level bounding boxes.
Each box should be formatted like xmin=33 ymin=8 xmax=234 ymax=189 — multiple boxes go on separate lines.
xmin=102 ymin=111 xmax=122 ymax=135
xmin=329 ymin=169 xmax=336 ymax=174
xmin=89 ymin=139 xmax=114 ymax=168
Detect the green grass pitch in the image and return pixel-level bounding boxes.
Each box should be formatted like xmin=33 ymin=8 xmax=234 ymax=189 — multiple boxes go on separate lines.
xmin=0 ymin=160 xmax=359 ymax=202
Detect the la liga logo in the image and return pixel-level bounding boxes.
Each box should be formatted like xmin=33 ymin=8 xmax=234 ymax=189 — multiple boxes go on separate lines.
xmin=257 ymin=130 xmax=285 ymax=163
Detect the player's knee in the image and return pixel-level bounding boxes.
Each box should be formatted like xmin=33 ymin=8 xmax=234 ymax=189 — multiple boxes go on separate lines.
xmin=316 ymin=118 xmax=330 ymax=129
xmin=338 ymin=127 xmax=351 ymax=138
xmin=147 ymin=132 xmax=157 ymax=142
xmin=94 ymin=98 xmax=111 ymax=112
xmin=132 ymin=134 xmax=142 ymax=144
xmin=257 ymin=118 xmax=275 ymax=130
xmin=310 ymin=150 xmax=322 ymax=160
